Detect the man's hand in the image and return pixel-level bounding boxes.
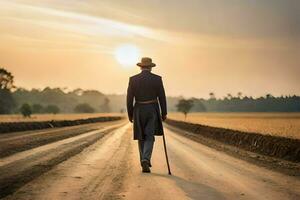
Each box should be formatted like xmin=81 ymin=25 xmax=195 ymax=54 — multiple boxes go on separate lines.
xmin=162 ymin=115 xmax=167 ymax=121
xmin=129 ymin=118 xmax=133 ymax=123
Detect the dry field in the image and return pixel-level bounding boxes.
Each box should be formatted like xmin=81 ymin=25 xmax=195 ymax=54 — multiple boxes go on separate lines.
xmin=169 ymin=112 xmax=300 ymax=139
xmin=1 ymin=112 xmax=299 ymax=139
xmin=0 ymin=113 xmax=124 ymax=123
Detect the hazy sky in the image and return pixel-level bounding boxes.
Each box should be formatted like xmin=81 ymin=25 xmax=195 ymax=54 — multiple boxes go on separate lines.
xmin=0 ymin=0 xmax=299 ymax=98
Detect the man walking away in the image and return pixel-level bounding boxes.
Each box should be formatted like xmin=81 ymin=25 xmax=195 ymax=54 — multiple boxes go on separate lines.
xmin=126 ymin=57 xmax=167 ymax=173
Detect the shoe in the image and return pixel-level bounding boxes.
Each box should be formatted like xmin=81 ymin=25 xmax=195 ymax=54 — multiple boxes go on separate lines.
xmin=141 ymin=160 xmax=151 ymax=173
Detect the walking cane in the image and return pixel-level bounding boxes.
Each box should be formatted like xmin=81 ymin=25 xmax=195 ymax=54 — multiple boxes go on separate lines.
xmin=162 ymin=133 xmax=172 ymax=175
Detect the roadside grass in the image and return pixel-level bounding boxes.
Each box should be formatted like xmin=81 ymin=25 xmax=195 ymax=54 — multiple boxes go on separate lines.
xmin=0 ymin=113 xmax=125 ymax=122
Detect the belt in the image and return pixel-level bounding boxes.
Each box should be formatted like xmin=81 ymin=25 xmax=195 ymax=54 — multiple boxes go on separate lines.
xmin=136 ymin=99 xmax=158 ymax=104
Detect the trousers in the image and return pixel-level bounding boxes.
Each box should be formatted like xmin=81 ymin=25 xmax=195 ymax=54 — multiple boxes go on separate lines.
xmin=136 ymin=103 xmax=157 ymax=163
xmin=138 ymin=139 xmax=154 ymax=163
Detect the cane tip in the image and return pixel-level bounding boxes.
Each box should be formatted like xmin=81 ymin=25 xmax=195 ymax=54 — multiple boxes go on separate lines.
xmin=168 ymin=172 xmax=172 ymax=175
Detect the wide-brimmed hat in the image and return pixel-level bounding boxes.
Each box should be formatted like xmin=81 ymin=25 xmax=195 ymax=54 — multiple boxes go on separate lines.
xmin=137 ymin=57 xmax=156 ymax=67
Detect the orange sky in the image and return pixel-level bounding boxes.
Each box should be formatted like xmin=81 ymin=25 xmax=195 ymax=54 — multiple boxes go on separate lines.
xmin=0 ymin=0 xmax=299 ymax=98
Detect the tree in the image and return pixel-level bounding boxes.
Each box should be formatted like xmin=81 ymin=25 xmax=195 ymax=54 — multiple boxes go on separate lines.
xmin=209 ymin=92 xmax=216 ymax=100
xmin=176 ymin=99 xmax=194 ymax=120
xmin=32 ymin=104 xmax=44 ymax=113
xmin=74 ymin=103 xmax=95 ymax=113
xmin=237 ymin=92 xmax=243 ymax=99
xmin=20 ymin=103 xmax=32 ymax=117
xmin=0 ymin=68 xmax=14 ymax=90
xmin=266 ymin=93 xmax=273 ymax=99
xmin=0 ymin=68 xmax=15 ymax=114
xmin=44 ymin=105 xmax=60 ymax=114
xmin=227 ymin=93 xmax=232 ymax=99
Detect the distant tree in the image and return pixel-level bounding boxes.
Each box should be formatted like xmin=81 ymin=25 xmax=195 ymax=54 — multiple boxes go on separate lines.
xmin=266 ymin=93 xmax=273 ymax=99
xmin=0 ymin=68 xmax=16 ymax=114
xmin=44 ymin=105 xmax=60 ymax=114
xmin=74 ymin=103 xmax=95 ymax=113
xmin=176 ymin=99 xmax=194 ymax=120
xmin=0 ymin=68 xmax=14 ymax=90
xmin=20 ymin=103 xmax=32 ymax=117
xmin=209 ymin=92 xmax=216 ymax=100
xmin=227 ymin=93 xmax=232 ymax=99
xmin=237 ymin=92 xmax=243 ymax=99
xmin=32 ymin=104 xmax=44 ymax=113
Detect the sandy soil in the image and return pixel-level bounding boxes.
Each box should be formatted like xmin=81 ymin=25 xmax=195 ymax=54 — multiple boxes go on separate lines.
xmin=2 ymin=123 xmax=300 ymax=200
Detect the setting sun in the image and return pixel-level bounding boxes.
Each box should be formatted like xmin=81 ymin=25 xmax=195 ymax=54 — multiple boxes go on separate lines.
xmin=114 ymin=44 xmax=140 ymax=68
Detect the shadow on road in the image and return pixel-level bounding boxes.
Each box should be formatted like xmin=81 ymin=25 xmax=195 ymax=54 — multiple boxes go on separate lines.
xmin=150 ymin=172 xmax=225 ymax=200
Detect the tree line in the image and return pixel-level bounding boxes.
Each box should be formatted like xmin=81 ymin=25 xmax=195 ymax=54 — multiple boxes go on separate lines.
xmin=192 ymin=92 xmax=300 ymax=112
xmin=0 ymin=68 xmax=110 ymax=116
xmin=176 ymin=92 xmax=300 ymax=119
xmin=1 ymin=67 xmax=300 ymax=117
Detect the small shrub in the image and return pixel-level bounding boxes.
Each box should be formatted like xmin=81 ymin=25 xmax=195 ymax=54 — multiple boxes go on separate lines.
xmin=20 ymin=103 xmax=32 ymax=118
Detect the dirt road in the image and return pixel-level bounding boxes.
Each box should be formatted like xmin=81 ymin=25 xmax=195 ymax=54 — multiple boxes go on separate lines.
xmin=2 ymin=123 xmax=300 ymax=200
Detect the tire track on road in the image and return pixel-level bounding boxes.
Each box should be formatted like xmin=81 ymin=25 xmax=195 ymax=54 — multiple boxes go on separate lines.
xmin=0 ymin=122 xmax=126 ymax=198
xmin=0 ymin=120 xmax=125 ymax=158
xmin=3 ymin=123 xmax=132 ymax=200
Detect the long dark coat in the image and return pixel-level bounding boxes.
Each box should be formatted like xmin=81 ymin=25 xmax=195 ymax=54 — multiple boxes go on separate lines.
xmin=126 ymin=70 xmax=167 ymax=140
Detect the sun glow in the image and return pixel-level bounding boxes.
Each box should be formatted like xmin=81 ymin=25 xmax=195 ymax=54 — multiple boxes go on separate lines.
xmin=114 ymin=44 xmax=140 ymax=68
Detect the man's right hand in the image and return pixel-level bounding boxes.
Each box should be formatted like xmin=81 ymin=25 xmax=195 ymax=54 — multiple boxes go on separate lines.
xmin=162 ymin=115 xmax=167 ymax=121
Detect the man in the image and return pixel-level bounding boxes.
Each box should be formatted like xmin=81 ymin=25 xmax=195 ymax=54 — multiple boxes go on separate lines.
xmin=127 ymin=57 xmax=167 ymax=173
